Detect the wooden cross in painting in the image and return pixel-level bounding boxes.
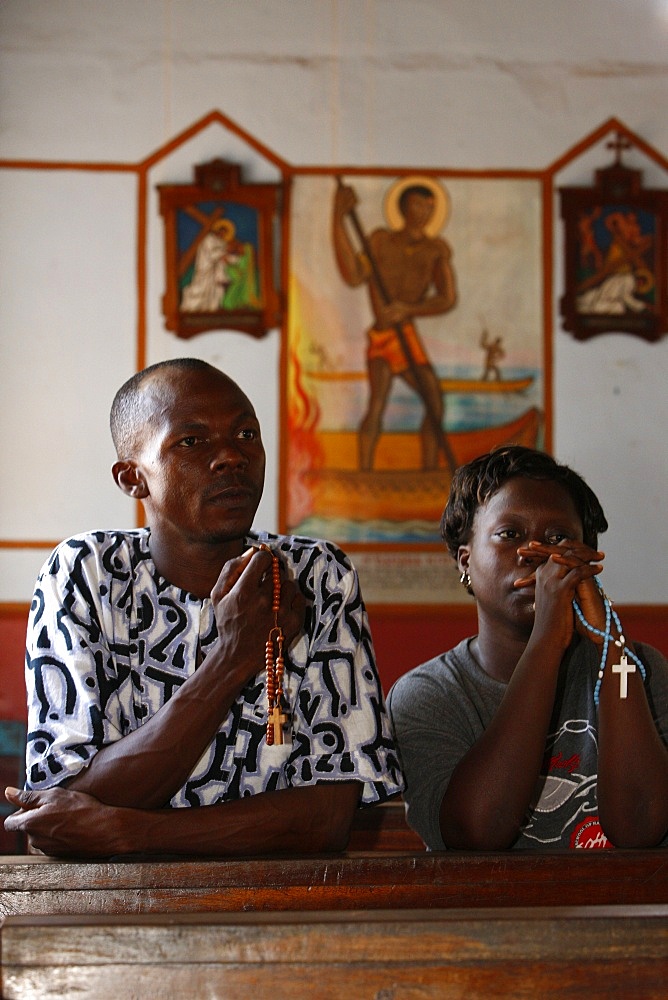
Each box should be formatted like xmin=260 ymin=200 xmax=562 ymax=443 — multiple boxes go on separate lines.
xmin=606 ymin=132 xmax=632 ymax=166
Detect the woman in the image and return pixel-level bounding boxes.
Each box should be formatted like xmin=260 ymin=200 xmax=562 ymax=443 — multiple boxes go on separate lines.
xmin=388 ymin=446 xmax=668 ymax=850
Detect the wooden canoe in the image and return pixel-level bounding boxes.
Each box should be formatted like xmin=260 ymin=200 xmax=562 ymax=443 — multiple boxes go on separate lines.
xmin=306 ymin=370 xmax=534 ymax=394
xmin=302 ymin=407 xmax=541 ymax=522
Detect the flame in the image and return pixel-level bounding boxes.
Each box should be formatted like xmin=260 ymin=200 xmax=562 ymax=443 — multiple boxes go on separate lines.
xmin=285 ymin=320 xmax=326 ymax=528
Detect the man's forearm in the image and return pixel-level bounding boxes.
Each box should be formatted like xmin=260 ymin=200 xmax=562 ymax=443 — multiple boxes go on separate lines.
xmin=67 ymin=644 xmax=250 ymax=809
xmin=6 ymin=781 xmax=362 ymax=859
xmin=126 ymin=781 xmax=361 ymax=857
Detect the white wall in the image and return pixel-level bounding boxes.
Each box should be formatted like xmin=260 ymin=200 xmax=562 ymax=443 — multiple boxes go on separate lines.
xmin=1 ymin=0 xmax=667 ymax=602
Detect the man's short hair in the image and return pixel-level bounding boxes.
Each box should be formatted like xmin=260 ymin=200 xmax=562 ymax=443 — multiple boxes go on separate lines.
xmin=398 ymin=184 xmax=435 ymax=216
xmin=441 ymin=445 xmax=608 ymax=558
xmin=110 ymin=357 xmax=221 ymax=459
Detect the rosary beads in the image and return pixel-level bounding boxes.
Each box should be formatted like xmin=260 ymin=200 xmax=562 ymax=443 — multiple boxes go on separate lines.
xmin=572 ymin=581 xmax=645 ymax=706
xmin=261 ymin=546 xmax=289 ymax=746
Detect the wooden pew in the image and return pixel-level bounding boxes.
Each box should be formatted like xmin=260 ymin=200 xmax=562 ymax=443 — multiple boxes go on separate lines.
xmin=2 ymin=905 xmax=667 ymax=999
xmin=1 ymin=848 xmax=667 ymax=917
xmin=347 ymin=798 xmax=424 ymax=850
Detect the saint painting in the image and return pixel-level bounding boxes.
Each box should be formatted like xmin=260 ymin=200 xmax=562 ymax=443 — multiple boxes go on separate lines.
xmin=179 ymin=209 xmax=261 ymax=314
xmin=283 ymin=172 xmax=545 ymax=560
xmin=158 ymin=160 xmax=282 ymax=339
xmin=574 ymin=207 xmax=654 ymax=317
xmin=560 ymin=134 xmax=668 ymax=343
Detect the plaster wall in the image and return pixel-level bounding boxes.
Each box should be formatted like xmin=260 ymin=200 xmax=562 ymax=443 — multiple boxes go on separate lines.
xmin=1 ymin=0 xmax=667 ymax=604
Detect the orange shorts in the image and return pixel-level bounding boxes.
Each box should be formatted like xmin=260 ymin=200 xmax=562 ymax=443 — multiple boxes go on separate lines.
xmin=366 ymin=322 xmax=429 ymax=375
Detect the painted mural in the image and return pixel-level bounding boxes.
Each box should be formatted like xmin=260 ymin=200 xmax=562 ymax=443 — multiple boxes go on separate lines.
xmin=283 ymin=172 xmax=545 ymax=561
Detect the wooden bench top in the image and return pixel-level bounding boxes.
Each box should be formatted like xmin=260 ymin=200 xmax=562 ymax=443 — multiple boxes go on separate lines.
xmin=3 ymin=905 xmax=668 ymax=999
xmin=2 ymin=848 xmax=667 ymax=916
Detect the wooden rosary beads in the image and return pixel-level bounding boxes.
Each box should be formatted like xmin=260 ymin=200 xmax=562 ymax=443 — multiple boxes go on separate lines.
xmin=261 ymin=546 xmax=289 ymax=745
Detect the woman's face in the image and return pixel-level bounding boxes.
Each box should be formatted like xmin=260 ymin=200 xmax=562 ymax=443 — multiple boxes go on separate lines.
xmin=458 ymin=476 xmax=584 ymax=636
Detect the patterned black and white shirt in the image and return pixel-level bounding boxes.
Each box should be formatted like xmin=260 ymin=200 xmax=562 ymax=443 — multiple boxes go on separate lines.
xmin=26 ymin=528 xmax=404 ymax=807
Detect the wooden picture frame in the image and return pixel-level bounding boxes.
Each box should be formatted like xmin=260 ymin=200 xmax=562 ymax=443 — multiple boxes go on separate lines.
xmin=158 ymin=159 xmax=284 ymax=339
xmin=559 ymin=137 xmax=668 ymax=342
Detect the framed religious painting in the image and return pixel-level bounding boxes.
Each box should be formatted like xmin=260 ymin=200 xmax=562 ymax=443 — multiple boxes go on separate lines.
xmin=560 ymin=136 xmax=668 ymax=342
xmin=158 ymin=159 xmax=284 ymax=338
xmin=281 ymin=171 xmax=549 ymax=605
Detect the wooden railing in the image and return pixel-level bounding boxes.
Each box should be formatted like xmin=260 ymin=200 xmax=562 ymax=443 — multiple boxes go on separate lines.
xmin=2 ymin=802 xmax=668 ymax=1000
xmin=1 ymin=846 xmax=667 ymax=917
xmin=2 ymin=905 xmax=667 ymax=999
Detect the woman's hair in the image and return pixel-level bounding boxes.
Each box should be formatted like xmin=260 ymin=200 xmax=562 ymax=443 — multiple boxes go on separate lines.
xmin=441 ymin=445 xmax=608 ymax=559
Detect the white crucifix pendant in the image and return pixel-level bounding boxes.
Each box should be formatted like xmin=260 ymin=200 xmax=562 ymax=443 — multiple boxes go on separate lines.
xmin=612 ymin=654 xmax=635 ymax=699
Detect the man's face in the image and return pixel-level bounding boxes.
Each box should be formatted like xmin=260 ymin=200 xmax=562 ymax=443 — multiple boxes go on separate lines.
xmin=401 ymin=192 xmax=435 ymax=230
xmin=132 ymin=368 xmax=265 ymax=547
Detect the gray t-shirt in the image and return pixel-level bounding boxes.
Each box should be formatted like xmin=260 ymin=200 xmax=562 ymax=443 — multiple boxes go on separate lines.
xmin=388 ymin=636 xmax=668 ymax=849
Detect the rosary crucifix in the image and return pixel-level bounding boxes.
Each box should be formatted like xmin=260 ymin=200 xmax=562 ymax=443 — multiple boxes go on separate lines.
xmin=262 ymin=546 xmax=289 ymax=745
xmin=612 ymin=653 xmax=636 ymax=699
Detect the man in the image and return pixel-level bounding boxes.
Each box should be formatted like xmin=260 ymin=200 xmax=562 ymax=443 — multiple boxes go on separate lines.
xmin=332 ymin=179 xmax=457 ymax=471
xmin=480 ymin=328 xmax=505 ymax=381
xmin=5 ymin=358 xmax=403 ymax=857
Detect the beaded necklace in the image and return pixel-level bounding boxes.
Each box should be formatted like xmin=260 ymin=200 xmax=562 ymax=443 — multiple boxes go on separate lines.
xmin=572 ymin=580 xmax=645 ymax=707
xmin=261 ymin=546 xmax=289 ymax=745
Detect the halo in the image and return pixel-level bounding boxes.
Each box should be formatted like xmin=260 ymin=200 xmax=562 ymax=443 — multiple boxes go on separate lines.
xmin=212 ymin=218 xmax=236 ymax=241
xmin=384 ymin=175 xmax=450 ymax=236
